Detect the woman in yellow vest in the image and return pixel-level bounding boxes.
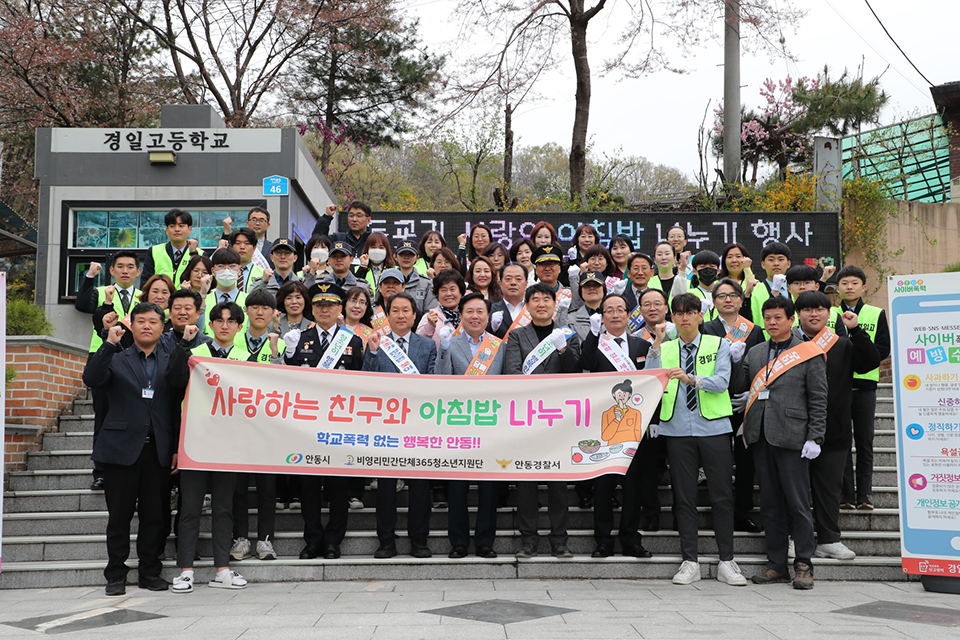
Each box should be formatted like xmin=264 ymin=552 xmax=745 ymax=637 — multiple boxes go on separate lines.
xmin=355 ymin=232 xmax=394 ymax=297
xmin=416 ymin=230 xmax=446 ymax=276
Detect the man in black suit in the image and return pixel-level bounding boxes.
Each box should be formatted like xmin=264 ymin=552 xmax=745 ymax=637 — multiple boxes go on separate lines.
xmin=284 ymin=284 xmax=365 ymax=560
xmin=504 ymin=282 xmax=582 ymax=558
xmin=82 ymin=302 xmax=177 ymax=596
xmin=793 ymin=291 xmax=879 ymax=561
xmin=363 ymin=292 xmax=437 ymax=559
xmin=490 ymin=263 xmax=528 ymax=339
xmin=580 ymin=292 xmax=654 ymax=559
xmin=700 ymin=278 xmax=766 ymax=533
xmin=622 ymin=252 xmax=655 ymax=314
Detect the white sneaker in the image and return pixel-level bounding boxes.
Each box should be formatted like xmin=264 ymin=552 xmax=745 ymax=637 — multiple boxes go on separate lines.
xmin=396 ymin=479 xmax=405 ymax=492
xmin=787 ymin=538 xmax=795 ymax=559
xmin=349 ymin=498 xmax=364 ymax=510
xmin=672 ymin=560 xmax=701 ymax=585
xmin=257 ymin=537 xmax=277 ymax=560
xmin=209 ymin=569 xmax=247 ymax=589
xmin=717 ymin=560 xmax=748 ymax=586
xmin=815 ymin=541 xmax=856 ymax=560
xmin=202 ymin=494 xmax=212 ymax=510
xmin=172 ymin=572 xmax=194 ymax=593
xmin=230 ymin=537 xmax=251 ymax=561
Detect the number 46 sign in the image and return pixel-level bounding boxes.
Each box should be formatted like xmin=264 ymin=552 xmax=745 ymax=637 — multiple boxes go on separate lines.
xmin=263 ymin=175 xmax=289 ymax=196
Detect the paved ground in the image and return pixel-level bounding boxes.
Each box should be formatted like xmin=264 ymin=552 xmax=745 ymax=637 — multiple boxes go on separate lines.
xmin=0 ymin=578 xmax=957 ymax=639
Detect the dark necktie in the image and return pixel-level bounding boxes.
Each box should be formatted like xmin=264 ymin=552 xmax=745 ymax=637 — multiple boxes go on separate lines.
xmin=119 ymin=289 xmax=130 ymax=314
xmin=684 ymin=343 xmax=698 ymax=413
xmin=173 ymin=248 xmax=183 ymax=265
xmin=239 ymin=266 xmax=247 ymax=290
xmin=220 ymin=292 xmax=230 ymax=303
xmin=397 ymin=336 xmax=407 ymax=353
xmin=250 ymin=335 xmax=263 ymax=352
xmin=319 ymin=330 xmax=330 ymax=353
xmin=614 ymin=337 xmax=624 ymax=347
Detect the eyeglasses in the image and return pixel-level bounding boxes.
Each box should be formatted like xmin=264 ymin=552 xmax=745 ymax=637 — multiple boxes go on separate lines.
xmin=714 ymin=292 xmax=741 ymax=301
xmin=347 ymin=213 xmax=368 ymax=220
xmin=603 ymin=307 xmax=628 ymax=315
xmin=247 ymin=217 xmax=268 ymax=224
xmin=674 ymin=310 xmax=701 ymax=317
xmin=641 ymin=302 xmax=664 ymax=310
xmin=211 ymin=318 xmax=239 ymax=325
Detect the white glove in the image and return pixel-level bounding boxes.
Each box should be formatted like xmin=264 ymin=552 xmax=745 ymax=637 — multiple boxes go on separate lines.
xmin=567 ymin=247 xmax=577 ymax=260
xmin=549 ymin=328 xmax=568 ymax=351
xmin=568 ymin=264 xmax=581 ymax=281
xmin=611 ymin=279 xmax=627 ymax=295
xmin=590 ymin=312 xmax=603 ymax=336
xmin=800 ymin=440 xmax=821 ymax=460
xmin=557 ymin=292 xmax=572 ymax=311
xmin=729 ymin=341 xmax=745 ymax=363
xmin=491 ymin=310 xmax=504 ymax=332
xmin=438 ymin=325 xmax=454 ymax=350
xmin=282 ymin=329 xmax=301 ymax=358
xmin=649 ymin=424 xmax=659 ymax=438
xmin=772 ymin=274 xmax=786 ymax=292
xmin=731 ymin=391 xmax=749 ymax=413
xmin=700 ymin=299 xmax=712 ymax=314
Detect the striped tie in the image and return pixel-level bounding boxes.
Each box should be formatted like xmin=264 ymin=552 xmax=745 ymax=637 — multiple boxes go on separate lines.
xmin=684 ymin=343 xmax=698 ymax=413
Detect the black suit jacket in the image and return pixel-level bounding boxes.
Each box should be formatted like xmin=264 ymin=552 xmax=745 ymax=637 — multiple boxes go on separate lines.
xmin=489 ymin=299 xmax=517 ymax=339
xmin=580 ymin=332 xmax=650 ymax=372
xmin=82 ymin=342 xmax=178 ymax=467
xmin=792 ymin=326 xmax=880 ymax=450
xmin=284 ymin=325 xmax=363 ymax=370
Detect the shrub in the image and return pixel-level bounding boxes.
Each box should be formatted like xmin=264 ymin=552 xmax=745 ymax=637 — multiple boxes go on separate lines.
xmin=7 ymin=298 xmax=53 ymax=336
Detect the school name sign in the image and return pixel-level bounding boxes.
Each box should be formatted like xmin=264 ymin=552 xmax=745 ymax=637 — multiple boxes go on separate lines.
xmin=178 ymin=358 xmax=668 ymax=481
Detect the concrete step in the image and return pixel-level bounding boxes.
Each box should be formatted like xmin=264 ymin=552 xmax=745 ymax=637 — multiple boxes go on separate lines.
xmin=878 ymin=383 xmax=891 ymax=398
xmin=2 ymin=505 xmax=903 ymax=538
xmin=7 ymin=469 xmax=94 ymax=491
xmin=39 ymin=432 xmax=95 ymax=452
xmin=0 ymin=554 xmax=912 ymax=590
xmin=55 ymin=415 xmax=95 ymax=433
xmin=3 ymin=482 xmax=901 ymax=514
xmin=0 ymin=527 xmax=903 ymax=563
xmin=25 ymin=450 xmax=94 ymax=470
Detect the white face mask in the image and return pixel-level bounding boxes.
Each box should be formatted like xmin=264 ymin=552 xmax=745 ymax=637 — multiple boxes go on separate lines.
xmin=215 ymin=268 xmax=239 ymax=287
xmin=311 ymin=248 xmax=329 ymax=263
xmin=368 ymin=248 xmax=387 ymax=264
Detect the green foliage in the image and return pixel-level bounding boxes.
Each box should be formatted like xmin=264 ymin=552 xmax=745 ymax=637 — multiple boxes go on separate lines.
xmin=6 ymin=365 xmax=17 ymax=384
xmin=942 ymin=262 xmax=960 ymax=273
xmin=6 ymin=298 xmax=53 ymax=336
xmin=792 ymin=66 xmax=889 ymax=137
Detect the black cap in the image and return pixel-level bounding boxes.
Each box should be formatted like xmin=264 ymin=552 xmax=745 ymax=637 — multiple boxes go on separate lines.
xmin=532 ymin=244 xmax=562 ymax=265
xmin=270 ymin=238 xmax=295 ymax=253
xmin=308 ymin=282 xmax=346 ymax=305
xmin=580 ymin=270 xmax=605 ymax=287
xmin=329 ymin=241 xmax=351 ymax=256
xmin=394 ymin=240 xmax=418 ymax=255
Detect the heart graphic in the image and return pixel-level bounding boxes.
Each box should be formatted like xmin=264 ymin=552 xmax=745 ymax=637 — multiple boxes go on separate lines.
xmin=206 ymin=373 xmax=221 ymax=386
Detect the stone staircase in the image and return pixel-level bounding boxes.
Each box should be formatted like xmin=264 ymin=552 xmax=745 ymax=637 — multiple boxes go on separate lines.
xmin=1 ymin=385 xmax=909 ymax=588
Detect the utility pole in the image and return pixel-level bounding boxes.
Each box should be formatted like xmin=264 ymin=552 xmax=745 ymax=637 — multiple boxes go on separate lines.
xmin=723 ymin=0 xmax=741 ymax=188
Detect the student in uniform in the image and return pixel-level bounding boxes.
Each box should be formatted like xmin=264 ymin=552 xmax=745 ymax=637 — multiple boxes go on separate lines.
xmin=786 ymin=266 xmax=847 ymax=337
xmin=223 ymin=207 xmax=275 ymax=267
xmin=204 ymin=249 xmax=247 ymax=336
xmin=230 ymin=228 xmax=264 ymax=293
xmin=140 ymin=209 xmax=201 ymax=287
xmin=646 ymin=293 xmax=747 ymax=587
xmin=745 ymin=242 xmax=791 ymax=327
xmin=579 ymin=292 xmax=654 ymax=559
xmin=363 ymin=292 xmax=437 ymax=559
xmin=284 ymin=283 xmax=364 ymax=559
xmin=435 ymin=292 xmax=505 ymax=559
xmin=503 ymin=283 xmax=581 ymax=558
xmin=700 ymin=278 xmax=766 ymax=533
xmin=228 ymin=289 xmax=284 ymax=563
xmin=793 ymin=291 xmax=880 ymax=560
xmin=679 ymin=250 xmax=722 ymax=322
xmin=835 ymin=266 xmax=890 ymax=511
xmin=167 ymin=302 xmax=252 ymax=593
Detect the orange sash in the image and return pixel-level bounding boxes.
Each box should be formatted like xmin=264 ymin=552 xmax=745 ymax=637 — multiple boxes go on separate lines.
xmin=744 ymin=336 xmax=827 ymax=416
xmin=503 ymin=305 xmax=532 ymax=339
xmin=354 ymin=324 xmax=373 ymax=347
xmin=724 ymin=316 xmax=755 ymax=343
xmin=371 ymin=305 xmax=391 ymax=335
xmin=464 ymin=333 xmax=504 ymax=375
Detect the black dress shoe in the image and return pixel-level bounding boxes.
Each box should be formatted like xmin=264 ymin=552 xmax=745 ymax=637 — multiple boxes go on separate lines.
xmin=476 ymin=545 xmax=497 ymax=559
xmin=592 ymin=543 xmax=614 ymax=558
xmin=448 ymin=545 xmax=468 ymax=559
xmin=642 ymin=516 xmax=660 ymax=532
xmin=105 ymin=580 xmax=126 ymax=596
xmin=432 ymin=488 xmax=448 ymax=508
xmin=552 ymin=543 xmax=574 ymax=558
xmin=374 ymin=542 xmax=398 ymax=558
xmin=299 ymin=542 xmax=321 ymax=559
xmin=611 ymin=494 xmax=621 ymax=509
xmin=622 ymin=544 xmax=653 ymax=558
xmin=734 ymin=517 xmax=764 ymax=533
xmin=410 ymin=538 xmax=432 ymax=558
xmin=137 ymin=575 xmax=170 ymax=591
xmin=578 ymin=496 xmax=593 ymax=509
xmin=90 ymin=477 xmax=105 ymax=491
xmin=323 ymin=543 xmax=341 ymax=559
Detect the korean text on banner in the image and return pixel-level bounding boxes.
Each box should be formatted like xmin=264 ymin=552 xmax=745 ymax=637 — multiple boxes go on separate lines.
xmin=178 ymin=358 xmax=668 ymax=481
xmin=888 ymin=272 xmax=960 ymax=576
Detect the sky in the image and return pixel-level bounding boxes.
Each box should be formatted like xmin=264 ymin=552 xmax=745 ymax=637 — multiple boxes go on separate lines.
xmin=409 ymin=0 xmax=955 ymax=182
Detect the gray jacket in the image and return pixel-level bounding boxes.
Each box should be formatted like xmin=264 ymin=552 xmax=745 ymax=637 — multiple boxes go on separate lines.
xmin=435 ymin=331 xmax=505 ymax=376
xmin=503 ymin=323 xmax=582 ymax=375
xmin=733 ymin=334 xmax=828 ymax=450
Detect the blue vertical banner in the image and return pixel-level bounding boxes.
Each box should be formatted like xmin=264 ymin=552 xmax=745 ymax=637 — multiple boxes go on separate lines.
xmin=889 ymin=273 xmax=960 ymax=576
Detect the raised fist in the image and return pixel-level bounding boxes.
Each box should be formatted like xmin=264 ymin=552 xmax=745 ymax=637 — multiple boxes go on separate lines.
xmin=187 ymin=238 xmax=199 ymax=252
xmin=87 ymin=262 xmax=103 ymax=278
xmin=106 ymin=324 xmax=125 ymax=345
xmin=182 ymin=324 xmax=199 ymax=342
xmin=222 ymin=216 xmax=232 ymax=234
xmin=326 ymin=204 xmax=338 ymax=217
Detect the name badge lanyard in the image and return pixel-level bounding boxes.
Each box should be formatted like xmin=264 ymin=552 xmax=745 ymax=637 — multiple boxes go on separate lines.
xmin=760 ymin=343 xmax=785 ymax=401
